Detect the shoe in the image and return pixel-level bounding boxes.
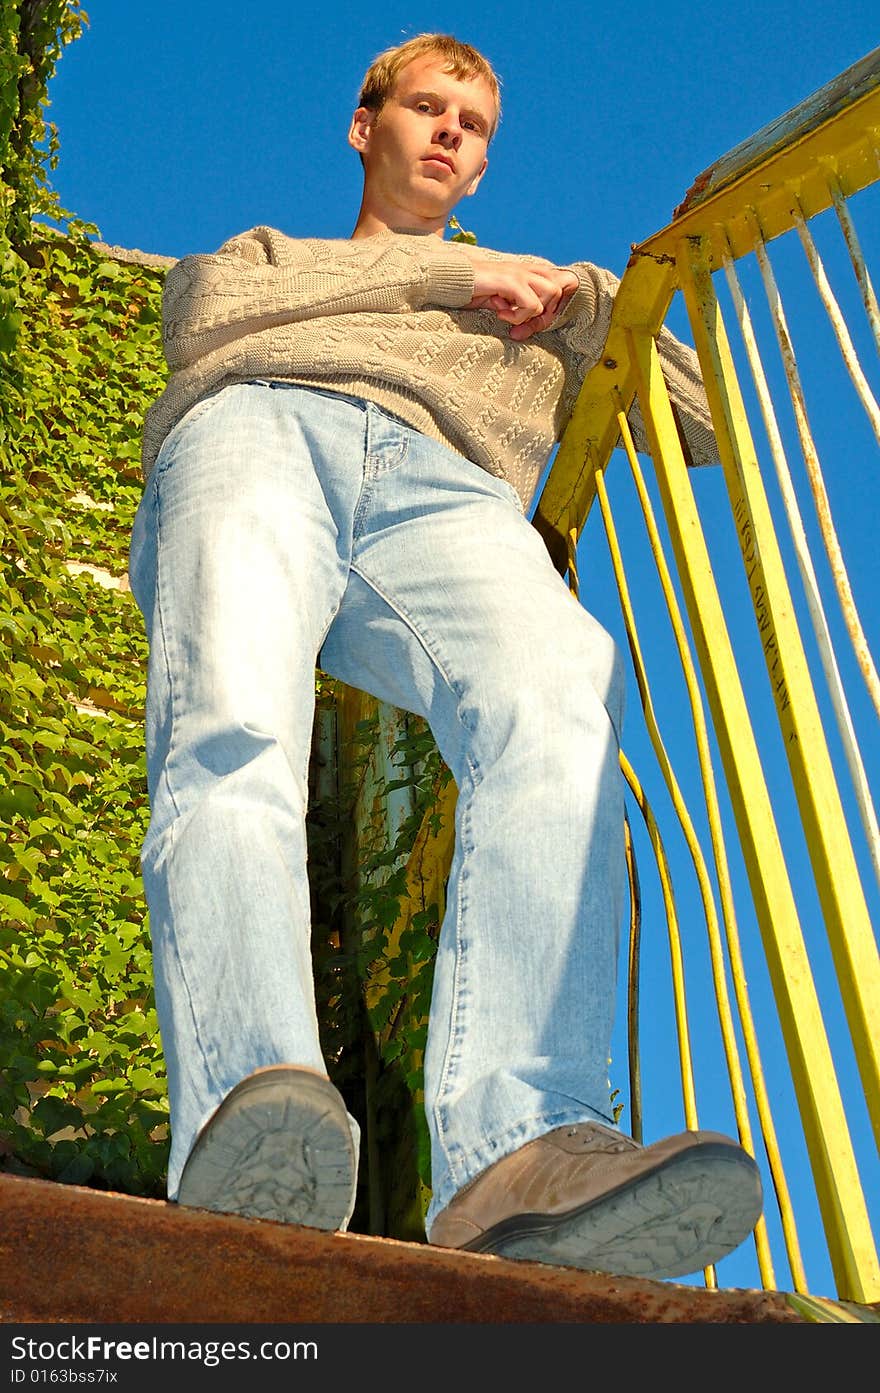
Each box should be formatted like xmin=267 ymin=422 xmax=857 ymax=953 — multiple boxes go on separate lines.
xmin=176 ymin=1065 xmax=358 ymax=1230
xmin=428 ymin=1122 xmax=763 ymax=1280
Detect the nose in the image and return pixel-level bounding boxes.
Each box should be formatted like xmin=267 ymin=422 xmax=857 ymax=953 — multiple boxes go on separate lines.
xmin=436 ymin=118 xmax=463 ymax=150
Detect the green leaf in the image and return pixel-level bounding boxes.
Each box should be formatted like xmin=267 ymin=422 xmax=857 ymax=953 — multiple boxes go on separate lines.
xmin=32 ymin=1094 xmax=85 ymax=1136
xmin=89 ymin=1078 xmax=130 ymax=1097
xmin=0 ymin=783 xmax=41 ymax=817
xmin=56 ymin=1152 xmax=95 ymax=1185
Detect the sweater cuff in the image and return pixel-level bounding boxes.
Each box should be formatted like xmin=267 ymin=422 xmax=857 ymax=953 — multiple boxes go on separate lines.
xmin=551 ymin=267 xmax=599 ymax=331
xmin=422 ymin=246 xmax=476 ymax=308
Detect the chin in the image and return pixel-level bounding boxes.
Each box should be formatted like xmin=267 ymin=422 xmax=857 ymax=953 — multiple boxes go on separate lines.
xmin=412 ymin=183 xmax=459 ymax=216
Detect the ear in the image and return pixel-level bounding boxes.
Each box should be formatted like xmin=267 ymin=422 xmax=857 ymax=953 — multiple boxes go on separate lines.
xmin=348 ymin=105 xmax=376 ymax=156
xmin=465 ymin=156 xmax=489 ymax=197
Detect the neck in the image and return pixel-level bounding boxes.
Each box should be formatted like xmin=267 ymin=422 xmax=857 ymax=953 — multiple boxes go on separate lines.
xmin=350 ymin=193 xmax=449 ymax=241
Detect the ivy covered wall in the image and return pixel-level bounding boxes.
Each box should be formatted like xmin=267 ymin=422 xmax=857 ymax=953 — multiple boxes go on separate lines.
xmin=0 ymin=2 xmax=451 ymax=1236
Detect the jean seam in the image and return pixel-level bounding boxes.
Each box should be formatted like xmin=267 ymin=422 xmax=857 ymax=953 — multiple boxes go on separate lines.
xmin=489 ymin=472 xmax=524 ymax=514
xmin=353 ymin=407 xmax=409 ymax=540
xmin=432 ymin=750 xmax=480 ymax=1189
xmin=151 ymin=477 xmax=223 ymax=1101
xmin=453 ymin=451 xmax=524 ymax=514
xmin=152 ymin=476 xmax=182 ymax=824
xmin=347 ymin=563 xmax=464 ymax=705
xmin=157 ymin=822 xmax=226 ymax=1104
xmin=345 ymin=560 xmax=480 ymax=1187
xmin=156 ymin=387 xmax=229 ymax=468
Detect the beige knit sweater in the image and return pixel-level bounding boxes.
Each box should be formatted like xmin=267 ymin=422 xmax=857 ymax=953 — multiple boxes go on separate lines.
xmin=142 ymin=225 xmax=716 ymax=510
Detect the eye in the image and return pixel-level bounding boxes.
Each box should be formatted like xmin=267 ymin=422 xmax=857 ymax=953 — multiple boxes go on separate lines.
xmin=416 ymin=101 xmax=434 ymax=113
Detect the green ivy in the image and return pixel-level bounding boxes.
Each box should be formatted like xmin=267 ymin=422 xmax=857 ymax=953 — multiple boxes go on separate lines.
xmin=0 ymin=229 xmax=170 ymax=1194
xmin=0 ymin=2 xmax=458 ymax=1231
xmin=1 ymin=2 xmax=89 ymax=354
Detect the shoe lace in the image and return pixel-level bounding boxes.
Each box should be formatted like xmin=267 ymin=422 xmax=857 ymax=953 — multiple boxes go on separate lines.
xmin=565 ymin=1123 xmax=640 ymax=1154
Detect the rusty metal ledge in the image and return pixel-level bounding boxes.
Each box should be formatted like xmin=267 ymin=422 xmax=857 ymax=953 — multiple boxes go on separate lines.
xmin=0 ymin=1172 xmax=804 ymax=1324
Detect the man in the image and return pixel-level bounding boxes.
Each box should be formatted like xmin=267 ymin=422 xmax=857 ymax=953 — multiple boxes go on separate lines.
xmin=129 ymin=33 xmax=763 ymax=1280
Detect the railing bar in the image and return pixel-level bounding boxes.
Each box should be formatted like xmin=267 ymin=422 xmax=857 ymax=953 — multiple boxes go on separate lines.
xmin=612 ymin=404 xmax=801 ymax=1288
xmin=595 ymin=461 xmax=776 ymax=1288
xmin=628 ymin=310 xmax=880 ymax=1298
xmin=596 ymin=469 xmax=700 ymax=1132
xmin=722 ymin=241 xmax=880 ymax=895
xmin=750 ymin=211 xmax=880 ymax=724
xmin=792 ymin=199 xmax=880 ymax=445
xmin=826 ymin=172 xmax=880 ymax=358
xmin=617 ymin=748 xmax=716 ymax=1288
xmin=566 ymin=524 xmax=580 ymax=600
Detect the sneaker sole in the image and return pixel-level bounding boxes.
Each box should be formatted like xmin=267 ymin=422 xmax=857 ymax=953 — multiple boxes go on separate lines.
xmin=465 ymin=1142 xmax=762 ymax=1280
xmin=177 ymin=1066 xmax=357 ymax=1230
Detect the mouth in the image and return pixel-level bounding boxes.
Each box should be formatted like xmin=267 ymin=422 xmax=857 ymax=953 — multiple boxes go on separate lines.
xmin=423 ymin=153 xmax=455 ymax=173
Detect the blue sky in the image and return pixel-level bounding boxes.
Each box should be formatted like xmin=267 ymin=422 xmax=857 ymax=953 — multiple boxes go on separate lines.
xmin=47 ymin=0 xmax=878 ymax=269
xmin=44 ymin=2 xmax=880 ymax=1302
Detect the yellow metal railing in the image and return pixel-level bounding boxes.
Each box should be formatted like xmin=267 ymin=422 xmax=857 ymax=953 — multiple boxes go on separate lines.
xmin=532 ymin=45 xmax=880 ymax=1307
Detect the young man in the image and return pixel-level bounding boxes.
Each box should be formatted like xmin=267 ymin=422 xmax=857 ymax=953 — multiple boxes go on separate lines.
xmin=129 ymin=33 xmax=763 ymax=1280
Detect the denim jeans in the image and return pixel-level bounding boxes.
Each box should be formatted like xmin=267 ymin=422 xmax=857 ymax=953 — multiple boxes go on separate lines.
xmin=128 ymin=381 xmax=627 ymax=1233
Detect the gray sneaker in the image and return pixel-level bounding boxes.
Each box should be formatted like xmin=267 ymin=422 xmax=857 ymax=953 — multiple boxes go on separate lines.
xmin=176 ymin=1065 xmax=358 ymax=1231
xmin=428 ymin=1122 xmax=763 ymax=1279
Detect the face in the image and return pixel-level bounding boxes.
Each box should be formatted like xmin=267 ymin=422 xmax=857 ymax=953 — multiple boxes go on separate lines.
xmin=348 ymin=53 xmax=495 ymax=226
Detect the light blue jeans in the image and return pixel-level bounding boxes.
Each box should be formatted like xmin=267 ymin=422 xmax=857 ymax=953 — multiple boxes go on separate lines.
xmin=128 ymin=381 xmax=627 ymax=1233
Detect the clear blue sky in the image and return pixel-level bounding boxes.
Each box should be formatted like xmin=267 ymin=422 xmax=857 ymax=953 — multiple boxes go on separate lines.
xmin=44 ymin=1 xmax=880 ymax=1302
xmin=47 ymin=0 xmax=878 ymax=270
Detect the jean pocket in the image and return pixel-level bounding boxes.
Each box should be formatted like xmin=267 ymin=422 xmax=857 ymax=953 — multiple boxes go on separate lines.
xmin=155 ymin=387 xmax=227 ymax=471
xmin=468 ymin=461 xmax=524 ymax=513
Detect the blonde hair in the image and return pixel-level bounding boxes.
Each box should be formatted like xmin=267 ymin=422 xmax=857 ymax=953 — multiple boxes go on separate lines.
xmin=357 ymin=33 xmax=502 ymax=137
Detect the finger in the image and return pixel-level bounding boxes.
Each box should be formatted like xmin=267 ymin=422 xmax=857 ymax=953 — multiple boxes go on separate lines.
xmin=508 ymin=304 xmax=558 ymax=340
xmin=492 ymin=297 xmax=542 ymax=325
xmin=509 ymin=318 xmax=545 ymax=341
xmin=509 ymin=275 xmax=579 ymax=338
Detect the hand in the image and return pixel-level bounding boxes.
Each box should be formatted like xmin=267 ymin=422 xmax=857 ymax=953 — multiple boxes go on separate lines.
xmin=462 ymin=252 xmax=580 ymax=340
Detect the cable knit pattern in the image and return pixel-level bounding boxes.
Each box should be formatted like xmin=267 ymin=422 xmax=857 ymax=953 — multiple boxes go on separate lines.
xmin=142 ymin=225 xmax=717 ymax=511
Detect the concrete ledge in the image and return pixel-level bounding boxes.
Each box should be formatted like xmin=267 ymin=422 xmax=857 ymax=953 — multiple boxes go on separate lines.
xmin=89 ymin=240 xmax=176 ymax=270
xmin=0 ymin=1173 xmax=804 ymax=1324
